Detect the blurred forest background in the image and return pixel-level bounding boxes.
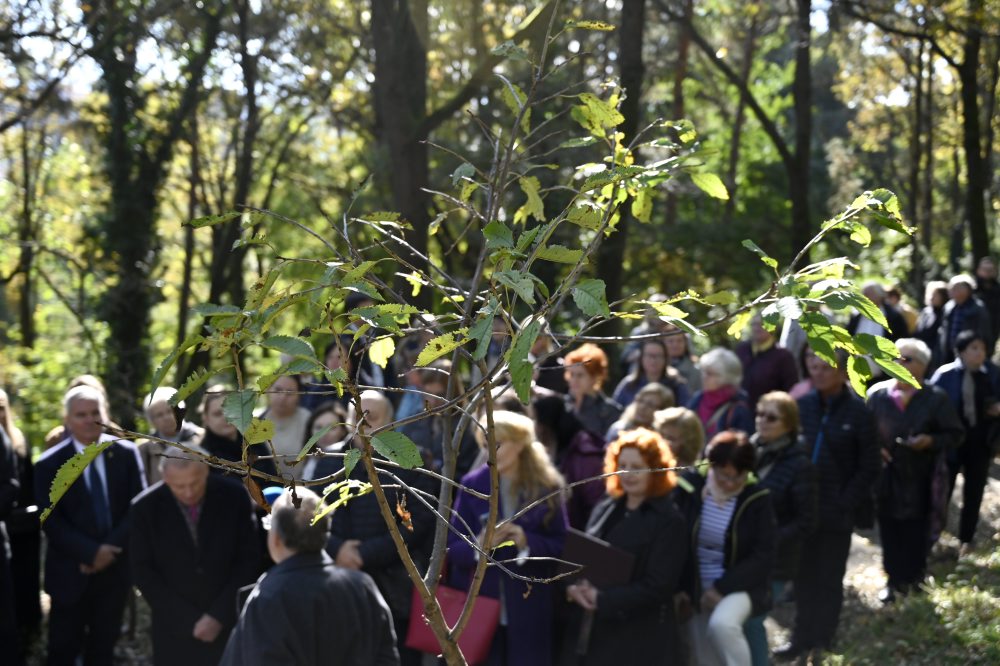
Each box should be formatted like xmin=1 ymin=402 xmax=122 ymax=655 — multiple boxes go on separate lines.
xmin=1 ymin=0 xmax=999 ymax=445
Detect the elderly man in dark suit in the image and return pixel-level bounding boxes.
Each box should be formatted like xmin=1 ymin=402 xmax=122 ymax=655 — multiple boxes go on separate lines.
xmin=220 ymin=487 xmax=399 ymax=666
xmin=130 ymin=448 xmax=260 ymax=665
xmin=34 ymin=385 xmax=146 ymax=666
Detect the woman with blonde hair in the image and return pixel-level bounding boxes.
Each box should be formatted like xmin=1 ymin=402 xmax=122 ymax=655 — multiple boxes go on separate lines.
xmin=654 ymin=406 xmax=705 ymax=468
xmin=606 ymin=382 xmax=675 ymax=442
xmin=448 ymin=410 xmax=568 ymax=666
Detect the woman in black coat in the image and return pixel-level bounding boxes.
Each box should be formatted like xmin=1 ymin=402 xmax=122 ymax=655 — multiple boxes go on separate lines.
xmin=674 ymin=430 xmax=776 ymax=666
xmin=744 ymin=392 xmax=818 ymax=665
xmin=561 ymin=428 xmax=688 ymax=665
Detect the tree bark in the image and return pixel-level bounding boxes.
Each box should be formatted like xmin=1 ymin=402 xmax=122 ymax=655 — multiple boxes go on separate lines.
xmin=958 ymin=25 xmax=988 ymax=268
xmin=663 ymin=0 xmax=692 ymax=228
xmin=722 ymin=15 xmax=759 ymax=225
xmin=789 ymin=0 xmax=813 ymax=262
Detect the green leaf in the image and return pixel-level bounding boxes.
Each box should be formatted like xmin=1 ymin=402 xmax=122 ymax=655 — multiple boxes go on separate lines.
xmin=741 ymin=240 xmax=778 ymax=270
xmin=571 ymin=93 xmax=624 ymax=138
xmin=296 ymin=422 xmax=339 ymax=462
xmin=191 ymin=303 xmax=243 ymax=317
xmin=245 ymin=418 xmax=275 ymax=445
xmin=566 ymin=19 xmax=616 ymax=31
xmin=727 ymin=311 xmax=753 ymax=338
xmin=315 ymin=479 xmax=372 ymax=523
xmin=368 ymin=336 xmax=395 ymax=370
xmin=508 ymin=320 xmax=542 ymax=403
xmin=341 ymin=260 xmax=378 ymax=285
xmin=845 ymin=220 xmax=872 ymax=246
xmin=186 ymin=210 xmax=241 ymax=228
xmin=631 ymin=188 xmax=652 ymax=223
xmin=776 ymin=297 xmax=803 ymax=320
xmin=149 ymin=333 xmax=204 ymax=400
xmin=572 ymin=279 xmax=611 ymax=318
xmin=824 ymin=290 xmax=888 ymax=329
xmin=484 ymin=221 xmax=515 ymax=250
xmin=691 ymin=172 xmax=729 ymax=200
xmin=452 ymin=162 xmax=476 ymax=187
xmin=39 ymin=439 xmax=114 ymax=524
xmin=371 ymin=431 xmax=423 ymax=469
xmin=873 ymin=357 xmax=920 ymax=389
xmin=261 ymin=335 xmax=316 ymax=360
xmin=645 ymin=301 xmax=689 ymax=320
xmin=343 ymin=448 xmax=362 ymax=477
xmin=581 ymin=165 xmax=645 ymax=193
xmin=558 ymin=136 xmax=599 ymax=149
xmin=173 ymin=365 xmax=233 ymax=406
xmin=223 ymin=389 xmax=257 ymax=435
xmin=415 ymin=330 xmax=470 ymax=367
xmin=499 ymin=78 xmax=531 ymax=134
xmin=491 ymin=40 xmax=531 ymax=61
xmin=703 ymin=292 xmax=738 ymax=306
xmin=536 ymin=244 xmax=584 ymax=264
xmin=853 ymin=333 xmax=901 ymax=360
xmin=847 ymin=356 xmax=873 ymax=398
xmin=513 ymin=176 xmax=545 ymax=225
xmin=469 ymin=298 xmax=501 ymax=362
xmin=515 ymin=225 xmax=542 ymax=254
xmin=566 ymin=204 xmax=603 ymax=230
xmin=495 ymin=270 xmax=536 ymax=305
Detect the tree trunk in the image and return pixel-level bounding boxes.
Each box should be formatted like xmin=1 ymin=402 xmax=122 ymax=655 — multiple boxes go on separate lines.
xmin=722 ymin=15 xmax=758 ymax=225
xmin=664 ymin=0 xmax=692 ymax=228
xmin=789 ymin=0 xmax=813 ymax=263
xmin=908 ymin=40 xmax=925 ymax=290
xmin=17 ymin=124 xmax=36 ymax=348
xmin=958 ymin=35 xmax=988 ymax=268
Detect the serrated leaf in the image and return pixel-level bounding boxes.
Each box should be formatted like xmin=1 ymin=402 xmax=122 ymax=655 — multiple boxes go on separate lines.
xmin=536 ymin=245 xmax=584 ymax=264
xmin=873 ymin=357 xmax=920 ymax=389
xmin=703 ymin=292 xmax=738 ymax=306
xmin=452 ymin=162 xmax=476 ymax=187
xmin=847 ymin=221 xmax=872 ymax=246
xmin=343 ymin=448 xmax=362 ymax=477
xmin=581 ymin=165 xmax=645 ymax=193
xmin=776 ymin=297 xmax=803 ymax=320
xmin=186 ymin=210 xmax=241 ymax=228
xmin=515 ymin=225 xmax=542 ymax=253
xmin=741 ymin=240 xmax=778 ymax=270
xmin=415 ymin=330 xmax=470 ymax=367
xmin=296 ymin=422 xmax=337 ymax=462
xmin=496 ymin=270 xmax=536 ymax=305
xmin=566 ymin=204 xmax=603 ymax=230
xmin=727 ymin=311 xmax=753 ymax=338
xmin=341 ymin=261 xmax=378 ymax=285
xmin=404 ymin=272 xmax=425 ymax=298
xmin=847 ymin=356 xmax=873 ymax=398
xmin=315 ymin=479 xmax=372 ymax=523
xmin=245 ymin=418 xmax=275 ymax=445
xmin=508 ymin=320 xmax=542 ymax=403
xmin=500 ymin=78 xmax=530 ymax=134
xmin=372 ymin=431 xmax=423 ymax=469
xmin=368 ymin=336 xmax=395 ymax=369
xmin=566 ymin=19 xmax=616 ymax=31
xmin=631 ymin=188 xmax=652 ymax=223
xmin=824 ymin=290 xmax=888 ymax=329
xmin=484 ymin=221 xmax=514 ymax=250
xmin=469 ymin=298 xmax=501 ymax=362
xmin=691 ymin=172 xmax=729 ymax=200
xmin=513 ymin=176 xmax=544 ymax=225
xmin=646 ymin=301 xmax=689 ymax=320
xmin=261 ymin=335 xmax=316 ymax=360
xmin=149 ymin=333 xmax=204 ymax=400
xmin=460 ymin=180 xmax=479 ymax=202
xmin=323 ymin=368 xmax=349 ymax=398
xmin=173 ymin=365 xmax=233 ymax=406
xmin=223 ymin=389 xmax=257 ymax=435
xmin=572 ymin=279 xmax=611 ymax=318
xmin=572 ymin=93 xmax=624 ymax=139
xmin=360 ymin=211 xmax=401 ymax=222
xmin=853 ymin=333 xmax=901 ymax=360
xmin=39 ymin=439 xmax=114 ymax=524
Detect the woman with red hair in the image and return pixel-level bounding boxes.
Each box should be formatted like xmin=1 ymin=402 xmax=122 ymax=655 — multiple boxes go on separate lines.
xmin=561 ymin=428 xmax=688 ymax=664
xmin=563 ymin=343 xmax=623 ymax=438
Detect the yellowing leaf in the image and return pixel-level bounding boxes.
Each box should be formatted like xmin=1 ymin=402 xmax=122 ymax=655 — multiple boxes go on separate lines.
xmin=691 ymin=172 xmax=729 ymax=200
xmin=39 ymin=440 xmax=114 ymax=524
xmin=416 ymin=330 xmax=469 ymax=366
xmin=368 ymin=336 xmax=395 ymax=369
xmin=513 ymin=176 xmax=544 ymax=225
xmin=245 ymin=418 xmax=275 ymax=445
xmin=727 ymin=311 xmax=753 ymax=338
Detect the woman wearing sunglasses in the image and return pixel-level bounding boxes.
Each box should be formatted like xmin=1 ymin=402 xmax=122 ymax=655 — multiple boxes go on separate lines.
xmin=744 ymin=392 xmax=818 ymax=665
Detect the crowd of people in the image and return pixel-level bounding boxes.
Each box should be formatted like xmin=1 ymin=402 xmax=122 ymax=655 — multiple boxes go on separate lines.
xmin=0 ymin=262 xmax=999 ymax=665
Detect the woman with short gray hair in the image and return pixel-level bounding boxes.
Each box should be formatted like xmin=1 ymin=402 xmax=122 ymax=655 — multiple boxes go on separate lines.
xmin=687 ymin=348 xmax=754 ymax=440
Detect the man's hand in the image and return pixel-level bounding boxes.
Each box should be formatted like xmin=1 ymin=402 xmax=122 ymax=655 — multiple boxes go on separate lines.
xmin=193 ymin=614 xmax=223 ymax=643
xmin=566 ymin=579 xmax=598 ymax=611
xmin=335 ymin=539 xmax=364 ymax=569
xmin=91 ymin=544 xmax=122 ymax=572
xmin=700 ymin=586 xmax=723 ymax=612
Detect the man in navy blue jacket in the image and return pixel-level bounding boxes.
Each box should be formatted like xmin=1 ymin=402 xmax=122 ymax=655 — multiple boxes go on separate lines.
xmin=35 ymin=385 xmax=146 ymax=666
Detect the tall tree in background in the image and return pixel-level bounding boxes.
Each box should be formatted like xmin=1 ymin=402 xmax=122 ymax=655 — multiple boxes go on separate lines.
xmin=83 ymin=1 xmax=225 ymax=426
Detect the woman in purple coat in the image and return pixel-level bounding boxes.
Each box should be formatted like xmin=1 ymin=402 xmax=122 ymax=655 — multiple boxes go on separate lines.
xmin=448 ymin=411 xmax=568 ymax=666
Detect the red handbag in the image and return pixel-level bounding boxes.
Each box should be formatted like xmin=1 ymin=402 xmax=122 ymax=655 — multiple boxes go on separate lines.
xmin=404 ymin=580 xmax=501 ymax=665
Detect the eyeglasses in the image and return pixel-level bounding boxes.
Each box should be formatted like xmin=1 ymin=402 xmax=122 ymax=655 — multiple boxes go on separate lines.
xmin=755 ymin=411 xmax=781 ymax=423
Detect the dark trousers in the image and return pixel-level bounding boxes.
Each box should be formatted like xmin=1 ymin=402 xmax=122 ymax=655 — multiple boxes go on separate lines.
xmin=47 ymin=570 xmax=130 ymax=666
xmin=947 ymin=438 xmax=993 ymax=544
xmin=879 ymin=515 xmax=929 ymax=590
xmin=0 ymin=550 xmax=22 ymax=666
xmin=791 ymin=529 xmax=852 ymax=650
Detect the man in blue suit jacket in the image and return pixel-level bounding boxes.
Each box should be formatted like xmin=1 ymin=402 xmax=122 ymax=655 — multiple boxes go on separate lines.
xmin=35 ymin=385 xmax=146 ymax=666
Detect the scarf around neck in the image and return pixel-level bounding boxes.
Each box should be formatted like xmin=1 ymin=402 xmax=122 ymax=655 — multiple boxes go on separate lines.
xmin=703 ymin=467 xmax=743 ymax=507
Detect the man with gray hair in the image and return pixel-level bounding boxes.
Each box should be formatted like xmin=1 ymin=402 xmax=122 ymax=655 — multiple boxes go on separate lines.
xmin=130 ymin=448 xmax=259 ymax=665
xmin=220 ymin=487 xmax=399 ymax=666
xmin=939 ymin=274 xmax=993 ymax=364
xmin=34 ymin=384 xmax=146 ymax=665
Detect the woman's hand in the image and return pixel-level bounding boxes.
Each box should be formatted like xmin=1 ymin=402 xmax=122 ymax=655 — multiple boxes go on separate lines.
xmin=700 ymin=586 xmax=722 ymax=612
xmin=483 ymin=522 xmax=527 ymax=550
xmin=566 ymin=579 xmax=599 ymax=611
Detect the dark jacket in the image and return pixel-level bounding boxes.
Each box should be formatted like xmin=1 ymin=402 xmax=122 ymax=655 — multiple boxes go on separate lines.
xmin=735 ymin=342 xmax=800 ymax=407
xmin=866 ymin=380 xmax=964 ymax=521
xmin=674 ymin=472 xmax=776 ymax=616
xmin=130 ymin=476 xmax=260 ymax=666
xmin=555 ymin=429 xmax=607 ymax=530
xmin=567 ymin=393 xmax=623 ymax=440
xmin=220 ymin=551 xmax=399 ymax=666
xmin=199 ymin=429 xmax=279 ymax=487
xmin=398 ymin=414 xmax=479 ymax=480
xmin=752 ymin=433 xmax=818 ymax=580
xmin=34 ymin=435 xmax=146 ymax=605
xmin=797 ymin=388 xmax=879 ymax=532
xmin=314 ymin=439 xmax=437 ymax=621
xmin=929 ymin=359 xmax=1000 ymax=432
xmin=448 ymin=464 xmax=568 ymax=666
xmin=915 ymin=305 xmax=946 ymax=371
xmin=939 ymin=297 xmax=993 ymax=364
xmin=975 ymin=276 xmax=1000 ymax=353
xmin=561 ymin=494 xmax=688 ymax=665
